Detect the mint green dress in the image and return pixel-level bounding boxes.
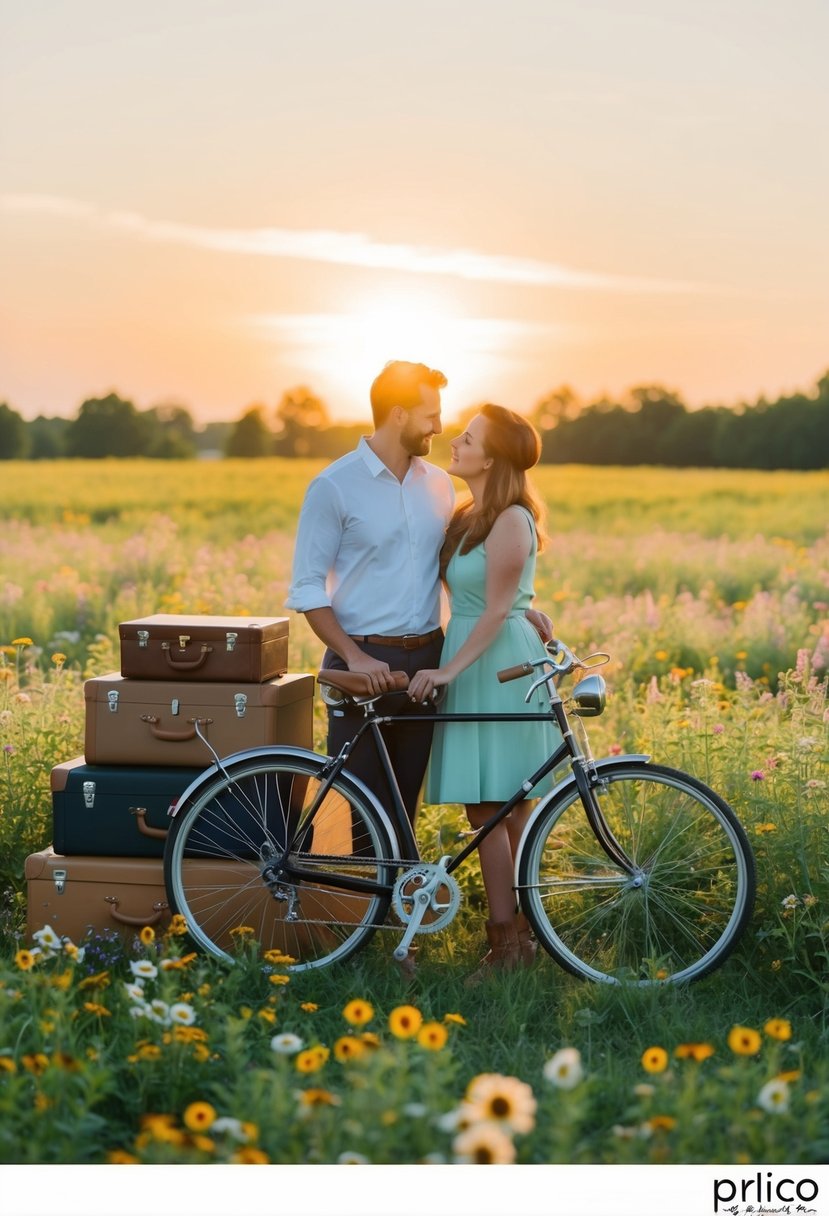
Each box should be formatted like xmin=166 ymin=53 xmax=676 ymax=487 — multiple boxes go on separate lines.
xmin=425 ymin=508 xmax=560 ymax=803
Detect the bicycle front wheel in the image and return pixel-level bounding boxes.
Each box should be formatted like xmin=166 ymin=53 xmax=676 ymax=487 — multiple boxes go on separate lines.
xmin=518 ymin=762 xmax=755 ymax=984
xmin=164 ymin=751 xmax=398 ymax=971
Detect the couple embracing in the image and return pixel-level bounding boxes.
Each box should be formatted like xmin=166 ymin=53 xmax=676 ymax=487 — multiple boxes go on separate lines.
xmin=287 ymin=360 xmax=559 ymax=977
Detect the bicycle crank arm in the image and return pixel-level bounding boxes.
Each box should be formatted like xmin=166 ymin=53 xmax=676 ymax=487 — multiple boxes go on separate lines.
xmin=392 ymin=887 xmax=434 ymax=961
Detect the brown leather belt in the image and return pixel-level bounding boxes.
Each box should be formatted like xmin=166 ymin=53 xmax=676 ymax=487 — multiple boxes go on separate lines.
xmin=351 ymin=628 xmax=442 ymax=651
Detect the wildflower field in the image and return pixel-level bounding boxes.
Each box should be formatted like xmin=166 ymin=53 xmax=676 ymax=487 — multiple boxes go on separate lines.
xmin=0 ymin=460 xmax=827 ymax=1168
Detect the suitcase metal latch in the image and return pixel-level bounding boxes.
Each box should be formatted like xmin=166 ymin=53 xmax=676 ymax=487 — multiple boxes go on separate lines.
xmin=137 ymin=630 xmax=150 ymax=648
xmin=107 ymin=690 xmax=119 ymax=713
xmin=82 ymin=781 xmax=96 ymax=808
xmin=234 ymin=693 xmax=247 ymax=718
xmin=53 ymin=869 xmax=67 ymax=895
xmin=226 ymin=632 xmax=238 ymax=652
xmin=178 ymin=635 xmax=190 ymax=650
xmin=171 ymin=698 xmax=180 ymax=716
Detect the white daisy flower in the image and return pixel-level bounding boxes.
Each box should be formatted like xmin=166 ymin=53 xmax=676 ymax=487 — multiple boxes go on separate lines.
xmin=757 ymin=1079 xmax=790 ymax=1115
xmin=129 ymin=1004 xmax=150 ymax=1019
xmin=270 ymin=1032 xmax=304 ymax=1055
xmin=124 ymin=982 xmax=146 ymax=1002
xmin=542 ymin=1046 xmax=584 ymax=1090
xmin=211 ymin=1117 xmax=250 ymax=1142
xmin=337 ymin=1151 xmax=370 ymax=1165
xmin=130 ymin=959 xmax=158 ymax=979
xmin=169 ymin=1002 xmax=196 ymax=1026
xmin=33 ymin=925 xmax=62 ymax=952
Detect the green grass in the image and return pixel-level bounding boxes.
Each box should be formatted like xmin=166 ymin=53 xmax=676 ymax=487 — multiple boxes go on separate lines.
xmin=0 ymin=461 xmax=827 ymax=1165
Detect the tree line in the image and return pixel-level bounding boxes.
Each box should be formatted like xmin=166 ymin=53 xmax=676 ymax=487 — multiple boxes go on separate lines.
xmin=1 ymin=371 xmax=828 ymax=468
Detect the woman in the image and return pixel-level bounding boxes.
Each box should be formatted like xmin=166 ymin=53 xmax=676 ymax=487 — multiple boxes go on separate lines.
xmin=407 ymin=404 xmax=559 ymax=977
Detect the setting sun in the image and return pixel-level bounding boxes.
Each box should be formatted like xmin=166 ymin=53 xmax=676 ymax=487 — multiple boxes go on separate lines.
xmin=255 ymin=286 xmax=561 ymax=421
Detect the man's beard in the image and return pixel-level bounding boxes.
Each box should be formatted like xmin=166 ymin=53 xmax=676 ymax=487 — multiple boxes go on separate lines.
xmin=400 ymin=425 xmax=432 ymax=457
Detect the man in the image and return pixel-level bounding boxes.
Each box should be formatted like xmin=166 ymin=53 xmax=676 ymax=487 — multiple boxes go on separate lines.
xmin=287 ymin=360 xmax=454 ymax=821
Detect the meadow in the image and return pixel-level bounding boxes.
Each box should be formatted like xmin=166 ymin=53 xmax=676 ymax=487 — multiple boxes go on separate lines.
xmin=0 ymin=459 xmax=827 ymax=1167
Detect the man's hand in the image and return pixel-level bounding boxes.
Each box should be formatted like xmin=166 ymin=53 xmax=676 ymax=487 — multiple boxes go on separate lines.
xmin=348 ymin=653 xmax=396 ymax=694
xmin=525 ymin=608 xmax=554 ymax=644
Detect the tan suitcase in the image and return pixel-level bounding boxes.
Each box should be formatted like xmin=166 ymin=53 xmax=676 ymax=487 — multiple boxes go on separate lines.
xmin=25 ymin=847 xmax=172 ymax=943
xmin=119 ymin=614 xmax=289 ymax=682
xmin=84 ymin=672 xmax=314 ymax=767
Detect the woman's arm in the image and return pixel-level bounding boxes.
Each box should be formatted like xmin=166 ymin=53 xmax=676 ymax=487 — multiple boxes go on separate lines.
xmin=408 ymin=507 xmax=531 ymax=702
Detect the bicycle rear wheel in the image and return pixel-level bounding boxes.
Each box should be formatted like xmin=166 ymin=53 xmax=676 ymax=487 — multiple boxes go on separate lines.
xmin=518 ymin=762 xmax=755 ymax=984
xmin=163 ymin=751 xmax=398 ymax=970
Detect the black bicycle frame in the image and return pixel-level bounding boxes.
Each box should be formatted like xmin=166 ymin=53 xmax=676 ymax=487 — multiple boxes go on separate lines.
xmin=280 ymin=696 xmax=637 ymax=896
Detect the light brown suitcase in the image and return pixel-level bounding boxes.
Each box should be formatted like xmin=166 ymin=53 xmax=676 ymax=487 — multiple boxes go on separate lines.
xmin=26 ymin=845 xmax=371 ymax=957
xmin=26 ymin=847 xmax=172 ymax=943
xmin=84 ymin=672 xmax=314 ymax=767
xmin=118 ymin=614 xmax=289 ymax=683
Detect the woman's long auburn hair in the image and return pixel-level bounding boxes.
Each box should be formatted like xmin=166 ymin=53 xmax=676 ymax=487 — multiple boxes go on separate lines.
xmin=439 ymin=404 xmax=546 ymax=579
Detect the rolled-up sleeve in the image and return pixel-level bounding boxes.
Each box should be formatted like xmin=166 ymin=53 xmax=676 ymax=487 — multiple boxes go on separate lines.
xmin=285 ymin=477 xmax=343 ymax=613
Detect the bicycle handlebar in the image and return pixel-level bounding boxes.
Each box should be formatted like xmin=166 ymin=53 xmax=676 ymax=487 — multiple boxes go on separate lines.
xmin=498 ymin=638 xmax=606 ymax=684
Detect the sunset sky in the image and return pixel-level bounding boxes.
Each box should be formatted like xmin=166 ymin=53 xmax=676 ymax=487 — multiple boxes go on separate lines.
xmin=2 ymin=0 xmax=827 ymax=425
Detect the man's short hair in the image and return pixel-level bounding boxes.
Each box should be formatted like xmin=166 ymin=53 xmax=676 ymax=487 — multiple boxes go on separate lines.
xmin=370 ymin=361 xmax=447 ymax=425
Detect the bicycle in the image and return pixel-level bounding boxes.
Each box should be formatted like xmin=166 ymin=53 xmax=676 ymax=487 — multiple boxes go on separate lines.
xmin=162 ymin=637 xmax=756 ymax=985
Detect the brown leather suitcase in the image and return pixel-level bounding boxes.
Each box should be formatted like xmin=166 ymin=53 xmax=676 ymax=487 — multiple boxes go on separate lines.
xmin=26 ymin=846 xmax=367 ymax=957
xmin=118 ymin=614 xmax=289 ymax=682
xmin=84 ymin=672 xmax=314 ymax=766
xmin=26 ymin=846 xmax=172 ymax=943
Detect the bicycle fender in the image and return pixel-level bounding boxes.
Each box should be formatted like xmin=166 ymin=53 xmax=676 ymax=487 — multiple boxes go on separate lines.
xmin=512 ymin=753 xmax=651 ymax=884
xmin=165 ymin=744 xmax=403 ymax=857
xmin=165 ymin=744 xmax=325 ymax=820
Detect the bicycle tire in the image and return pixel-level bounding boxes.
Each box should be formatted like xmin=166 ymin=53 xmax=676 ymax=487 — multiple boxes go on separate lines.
xmin=163 ymin=750 xmax=398 ymax=971
xmin=517 ymin=761 xmax=756 ymax=984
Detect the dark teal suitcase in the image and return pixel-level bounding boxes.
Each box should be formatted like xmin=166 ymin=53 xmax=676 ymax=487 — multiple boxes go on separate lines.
xmin=51 ymin=758 xmax=204 ymax=858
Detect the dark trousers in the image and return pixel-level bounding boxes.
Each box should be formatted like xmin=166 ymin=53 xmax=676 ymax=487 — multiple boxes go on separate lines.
xmin=322 ymin=635 xmax=443 ymax=824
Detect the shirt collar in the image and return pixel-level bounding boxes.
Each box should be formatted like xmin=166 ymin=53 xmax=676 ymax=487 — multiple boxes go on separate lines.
xmin=357 ymin=435 xmax=426 ymax=481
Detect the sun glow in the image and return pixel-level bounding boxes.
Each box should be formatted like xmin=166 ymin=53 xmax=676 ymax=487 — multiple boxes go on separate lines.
xmin=254 ymin=287 xmax=558 ymax=421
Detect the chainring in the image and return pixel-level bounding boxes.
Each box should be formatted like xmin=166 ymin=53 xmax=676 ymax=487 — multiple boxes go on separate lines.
xmin=392 ymin=864 xmax=461 ymax=933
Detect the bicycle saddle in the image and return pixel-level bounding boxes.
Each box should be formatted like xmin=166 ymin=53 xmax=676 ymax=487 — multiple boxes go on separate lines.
xmin=316 ymin=669 xmax=410 ymax=703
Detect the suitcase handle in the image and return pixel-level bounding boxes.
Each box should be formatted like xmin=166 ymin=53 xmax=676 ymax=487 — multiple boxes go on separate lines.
xmin=105 ymin=895 xmax=168 ymax=926
xmin=130 ymin=806 xmax=169 ymax=841
xmin=140 ymin=715 xmax=213 ymax=742
xmin=162 ymin=644 xmax=212 ymax=671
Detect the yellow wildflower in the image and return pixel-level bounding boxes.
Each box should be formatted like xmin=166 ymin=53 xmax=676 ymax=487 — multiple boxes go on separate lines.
xmin=764 ymin=1018 xmax=792 ymax=1042
xmin=646 ymin=1115 xmax=677 ymax=1132
xmin=183 ymin=1101 xmax=217 ymax=1132
xmin=417 ymin=1022 xmax=449 ymax=1051
xmin=388 ymin=1004 xmax=423 ymax=1039
xmin=12 ymin=637 xmax=33 ymax=647
xmin=295 ymin=1046 xmax=329 ymax=1074
xmin=300 ymin=1002 xmax=319 ymax=1012
xmin=106 ymin=1150 xmax=139 ymax=1164
xmin=268 ymin=974 xmax=290 ymax=986
xmin=674 ymin=1043 xmax=715 ymax=1062
xmin=231 ymin=1147 xmax=270 ymax=1164
xmin=443 ymin=1012 xmax=467 ymax=1026
xmin=82 ymin=1001 xmax=111 ymax=1017
xmin=139 ymin=926 xmax=156 ymax=946
xmin=641 ymin=1046 xmax=669 ymax=1073
xmin=728 ymin=1025 xmax=762 ymax=1056
xmin=342 ymin=999 xmax=374 ymax=1027
xmin=14 ymin=950 xmax=36 ymax=971
xmin=299 ymin=1088 xmax=340 ymax=1108
xmin=333 ymin=1035 xmax=365 ymax=1062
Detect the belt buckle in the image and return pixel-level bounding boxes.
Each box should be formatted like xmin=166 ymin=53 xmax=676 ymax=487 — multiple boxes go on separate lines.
xmin=401 ymin=634 xmax=419 ymax=651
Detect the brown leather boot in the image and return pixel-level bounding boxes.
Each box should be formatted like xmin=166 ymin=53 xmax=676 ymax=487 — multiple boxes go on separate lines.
xmin=514 ymin=911 xmax=538 ymax=965
xmin=465 ymin=917 xmax=523 ymax=986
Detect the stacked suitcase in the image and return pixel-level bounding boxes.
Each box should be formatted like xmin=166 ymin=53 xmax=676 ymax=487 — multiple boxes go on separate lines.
xmin=26 ymin=615 xmax=315 ymax=944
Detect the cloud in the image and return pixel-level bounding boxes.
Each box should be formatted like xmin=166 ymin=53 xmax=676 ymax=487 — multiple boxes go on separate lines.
xmin=1 ymin=192 xmax=711 ymax=293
